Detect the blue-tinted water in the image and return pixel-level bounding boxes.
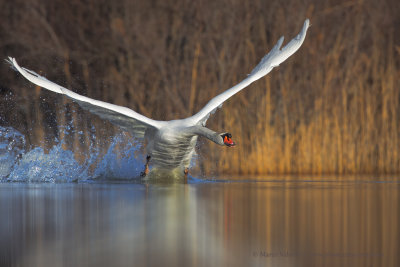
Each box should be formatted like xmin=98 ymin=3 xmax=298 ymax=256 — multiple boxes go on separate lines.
xmin=0 ymin=180 xmax=399 ymax=267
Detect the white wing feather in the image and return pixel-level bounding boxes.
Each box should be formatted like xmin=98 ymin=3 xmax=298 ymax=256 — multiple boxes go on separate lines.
xmin=188 ymin=19 xmax=310 ymax=125
xmin=6 ymin=57 xmax=163 ymax=132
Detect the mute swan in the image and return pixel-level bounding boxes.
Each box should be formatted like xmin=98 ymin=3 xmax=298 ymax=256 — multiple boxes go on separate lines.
xmin=7 ymin=19 xmax=310 ymax=178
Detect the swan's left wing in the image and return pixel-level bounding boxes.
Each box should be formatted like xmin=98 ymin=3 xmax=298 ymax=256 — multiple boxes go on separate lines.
xmin=188 ymin=19 xmax=310 ymax=125
xmin=6 ymin=57 xmax=164 ymax=138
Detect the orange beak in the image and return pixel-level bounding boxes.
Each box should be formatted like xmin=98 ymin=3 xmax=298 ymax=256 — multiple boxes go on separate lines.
xmin=224 ymin=136 xmax=235 ymax=147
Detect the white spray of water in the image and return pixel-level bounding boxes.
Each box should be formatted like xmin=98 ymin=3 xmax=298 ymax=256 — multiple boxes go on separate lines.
xmin=0 ymin=126 xmax=145 ymax=182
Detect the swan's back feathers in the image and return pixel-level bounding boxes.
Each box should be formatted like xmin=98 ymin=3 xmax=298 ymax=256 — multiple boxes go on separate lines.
xmin=6 ymin=57 xmax=163 ymax=137
xmin=187 ymin=19 xmax=310 ymax=126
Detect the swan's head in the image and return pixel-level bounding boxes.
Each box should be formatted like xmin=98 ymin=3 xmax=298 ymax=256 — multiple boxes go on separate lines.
xmin=221 ymin=133 xmax=235 ymax=147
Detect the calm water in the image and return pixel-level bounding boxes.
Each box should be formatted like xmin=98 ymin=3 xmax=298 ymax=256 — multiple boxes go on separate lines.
xmin=0 ymin=179 xmax=399 ymax=267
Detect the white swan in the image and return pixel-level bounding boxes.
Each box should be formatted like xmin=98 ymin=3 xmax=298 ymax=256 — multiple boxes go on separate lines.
xmin=7 ymin=19 xmax=310 ymax=177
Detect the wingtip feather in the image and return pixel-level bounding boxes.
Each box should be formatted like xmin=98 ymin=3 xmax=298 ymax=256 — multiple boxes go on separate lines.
xmin=277 ymin=36 xmax=284 ymax=48
xmin=5 ymin=56 xmax=17 ymax=71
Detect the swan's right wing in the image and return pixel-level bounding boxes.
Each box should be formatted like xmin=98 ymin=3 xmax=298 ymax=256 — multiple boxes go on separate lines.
xmin=188 ymin=19 xmax=310 ymax=126
xmin=7 ymin=57 xmax=164 ymax=137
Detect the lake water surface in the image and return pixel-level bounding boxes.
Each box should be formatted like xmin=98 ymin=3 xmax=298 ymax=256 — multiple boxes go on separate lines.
xmin=0 ymin=178 xmax=399 ymax=267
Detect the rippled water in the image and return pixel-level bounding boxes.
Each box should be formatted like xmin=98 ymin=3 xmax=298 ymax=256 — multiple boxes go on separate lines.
xmin=0 ymin=179 xmax=399 ymax=267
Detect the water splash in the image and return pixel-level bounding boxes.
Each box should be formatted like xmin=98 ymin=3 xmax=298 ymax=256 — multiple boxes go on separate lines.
xmin=8 ymin=145 xmax=86 ymax=182
xmin=92 ymin=133 xmax=143 ymax=180
xmin=0 ymin=126 xmax=144 ymax=182
xmin=0 ymin=126 xmax=26 ymax=178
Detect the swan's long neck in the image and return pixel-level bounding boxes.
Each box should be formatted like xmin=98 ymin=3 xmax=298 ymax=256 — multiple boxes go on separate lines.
xmin=187 ymin=125 xmax=224 ymax=146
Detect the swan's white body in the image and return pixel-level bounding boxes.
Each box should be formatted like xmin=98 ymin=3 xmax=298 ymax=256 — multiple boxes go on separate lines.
xmin=7 ymin=19 xmax=310 ymax=173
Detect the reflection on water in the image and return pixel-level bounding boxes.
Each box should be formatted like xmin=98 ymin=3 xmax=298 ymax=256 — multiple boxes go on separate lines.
xmin=0 ymin=180 xmax=399 ymax=267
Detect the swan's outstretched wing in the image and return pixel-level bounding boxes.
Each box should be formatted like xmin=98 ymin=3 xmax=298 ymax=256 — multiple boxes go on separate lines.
xmin=7 ymin=57 xmax=163 ymax=137
xmin=188 ymin=19 xmax=310 ymax=125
